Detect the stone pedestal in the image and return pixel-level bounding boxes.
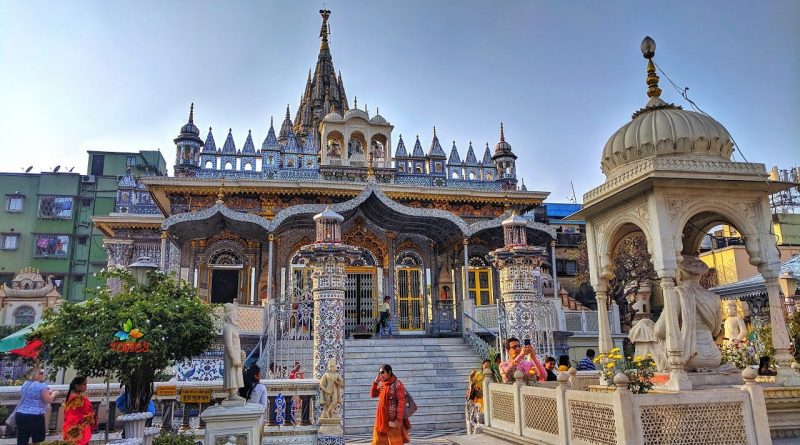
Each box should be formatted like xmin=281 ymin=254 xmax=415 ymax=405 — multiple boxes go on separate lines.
xmin=117 ymin=412 xmax=154 ymax=440
xmin=200 ymin=403 xmax=264 ymax=445
xmin=317 ymin=418 xmax=344 ymax=445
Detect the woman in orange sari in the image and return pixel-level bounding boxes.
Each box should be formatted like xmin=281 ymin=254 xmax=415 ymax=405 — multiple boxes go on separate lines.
xmin=370 ymin=364 xmax=410 ymax=445
xmin=63 ymin=376 xmax=95 ymax=445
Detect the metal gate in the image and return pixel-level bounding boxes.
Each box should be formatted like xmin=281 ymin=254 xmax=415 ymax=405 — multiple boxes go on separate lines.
xmin=345 ymin=267 xmax=376 ymax=337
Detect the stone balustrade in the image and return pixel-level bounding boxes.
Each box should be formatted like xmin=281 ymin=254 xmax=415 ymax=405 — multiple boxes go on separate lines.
xmin=0 ymin=378 xmax=319 ymax=440
xmin=481 ymin=369 xmax=773 ymax=444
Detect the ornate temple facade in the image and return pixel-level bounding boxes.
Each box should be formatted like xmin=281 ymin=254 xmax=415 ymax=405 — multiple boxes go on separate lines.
xmin=94 ymin=10 xmax=556 ymax=339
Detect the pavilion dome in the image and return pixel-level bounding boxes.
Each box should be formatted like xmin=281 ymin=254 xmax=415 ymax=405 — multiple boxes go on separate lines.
xmin=370 ymin=113 xmax=388 ymax=125
xmin=600 ymin=37 xmax=734 ymax=177
xmin=323 ymin=111 xmax=343 ymax=122
xmin=601 ymin=97 xmax=734 ymax=176
xmin=344 ymin=108 xmax=369 ymax=121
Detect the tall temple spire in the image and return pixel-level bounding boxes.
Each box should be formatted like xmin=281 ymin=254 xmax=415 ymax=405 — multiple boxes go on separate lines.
xmin=188 ymin=102 xmax=194 ymax=123
xmin=294 ymin=9 xmax=349 ymax=141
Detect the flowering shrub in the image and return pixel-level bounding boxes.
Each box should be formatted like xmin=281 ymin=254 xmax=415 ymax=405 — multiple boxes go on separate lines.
xmin=720 ymin=341 xmax=759 ymax=369
xmin=595 ymin=347 xmax=656 ymax=394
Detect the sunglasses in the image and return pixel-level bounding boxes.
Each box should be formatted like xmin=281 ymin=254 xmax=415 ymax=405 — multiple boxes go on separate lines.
xmin=379 ymin=370 xmax=387 ymax=374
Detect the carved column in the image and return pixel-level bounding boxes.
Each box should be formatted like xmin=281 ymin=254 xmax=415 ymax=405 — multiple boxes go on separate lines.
xmin=462 ymin=239 xmax=469 ymax=302
xmin=159 ymin=231 xmax=168 ymax=271
xmin=298 ymin=207 xmax=358 ymax=442
xmin=103 ymin=239 xmax=133 ymax=295
xmin=550 ymin=239 xmax=559 ymax=297
xmin=658 ymin=272 xmax=691 ymax=390
xmin=760 ymin=264 xmax=800 ymax=385
xmin=488 ymin=213 xmax=551 ymax=355
xmin=594 ymin=282 xmax=613 ymax=354
xmin=266 ymin=234 xmax=274 ymax=302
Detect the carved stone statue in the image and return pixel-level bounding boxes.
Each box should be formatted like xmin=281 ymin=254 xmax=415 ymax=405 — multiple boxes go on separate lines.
xmin=327 ymin=140 xmax=341 ymax=159
xmin=319 ymin=359 xmax=344 ymax=419
xmin=652 ymin=256 xmax=723 ymax=371
xmin=722 ymin=300 xmax=747 ymax=347
xmin=222 ymin=301 xmax=245 ymax=401
xmin=628 ymin=318 xmax=663 ymax=363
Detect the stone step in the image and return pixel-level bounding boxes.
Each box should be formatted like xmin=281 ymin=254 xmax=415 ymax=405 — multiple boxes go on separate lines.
xmin=345 ymin=356 xmax=478 ymax=365
xmin=344 ymin=387 xmax=464 ymax=400
xmin=346 ymin=401 xmax=467 ymax=417
xmin=345 ymin=411 xmax=466 ymax=428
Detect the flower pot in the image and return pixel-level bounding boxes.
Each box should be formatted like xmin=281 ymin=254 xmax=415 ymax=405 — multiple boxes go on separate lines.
xmin=143 ymin=426 xmax=160 ymax=445
xmin=116 ymin=412 xmax=154 ymax=440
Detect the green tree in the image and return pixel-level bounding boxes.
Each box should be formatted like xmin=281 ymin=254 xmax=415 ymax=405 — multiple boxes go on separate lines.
xmin=35 ymin=268 xmax=216 ymax=413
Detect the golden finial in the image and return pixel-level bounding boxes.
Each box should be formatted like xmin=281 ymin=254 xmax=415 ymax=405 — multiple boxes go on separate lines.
xmin=319 ymin=9 xmax=331 ymax=51
xmin=641 ymin=36 xmax=661 ymax=99
xmin=216 ymin=178 xmax=225 ymax=204
xmin=500 ymin=122 xmax=505 ymax=142
xmin=189 ymin=103 xmax=194 ymax=123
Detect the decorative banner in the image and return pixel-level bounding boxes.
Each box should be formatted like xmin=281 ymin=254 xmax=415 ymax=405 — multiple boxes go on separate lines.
xmin=179 ymin=388 xmax=212 ymax=404
xmin=274 ymin=393 xmax=286 ymax=426
xmin=109 ymin=319 xmax=151 ymax=353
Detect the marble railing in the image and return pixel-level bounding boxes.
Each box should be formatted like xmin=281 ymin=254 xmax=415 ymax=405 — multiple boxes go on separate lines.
xmin=0 ymin=378 xmax=319 ymax=438
xmin=481 ymin=370 xmax=772 ymax=444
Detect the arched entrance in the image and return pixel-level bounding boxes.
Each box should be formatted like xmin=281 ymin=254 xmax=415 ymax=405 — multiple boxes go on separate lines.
xmin=208 ymin=248 xmax=245 ymax=304
xmin=396 ymin=251 xmax=424 ymax=331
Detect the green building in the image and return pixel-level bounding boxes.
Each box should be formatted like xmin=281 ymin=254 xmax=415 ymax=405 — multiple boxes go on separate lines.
xmin=0 ymin=172 xmax=81 ymax=295
xmin=0 ymin=150 xmax=167 ymax=302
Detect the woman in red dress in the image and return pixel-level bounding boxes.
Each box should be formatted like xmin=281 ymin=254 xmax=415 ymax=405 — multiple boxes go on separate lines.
xmin=62 ymin=376 xmax=95 ymax=445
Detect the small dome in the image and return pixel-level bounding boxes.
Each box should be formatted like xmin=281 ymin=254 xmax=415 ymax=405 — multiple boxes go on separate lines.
xmin=601 ymin=97 xmax=733 ymax=176
xmin=370 ymin=114 xmax=388 ymax=124
xmin=344 ymin=108 xmax=369 ymax=121
xmin=502 ymin=212 xmax=527 ymax=227
xmin=323 ymin=111 xmax=343 ymax=122
xmin=493 ymin=123 xmax=514 ymax=158
xmin=313 ymin=206 xmax=344 ymax=222
xmin=180 ymin=121 xmax=200 ymax=136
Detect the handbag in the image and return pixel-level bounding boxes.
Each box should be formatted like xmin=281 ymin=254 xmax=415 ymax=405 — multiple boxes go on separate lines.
xmin=403 ymin=389 xmax=417 ymax=419
xmin=5 ymin=408 xmax=16 ymax=428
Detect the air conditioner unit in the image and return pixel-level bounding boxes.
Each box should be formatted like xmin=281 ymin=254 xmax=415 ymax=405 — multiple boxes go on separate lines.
xmin=81 ymin=175 xmax=96 ymax=183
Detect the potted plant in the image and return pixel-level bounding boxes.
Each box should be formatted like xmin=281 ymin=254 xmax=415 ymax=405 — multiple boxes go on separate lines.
xmin=595 ymin=347 xmax=657 ymax=394
xmin=35 ymin=268 xmax=216 ymax=438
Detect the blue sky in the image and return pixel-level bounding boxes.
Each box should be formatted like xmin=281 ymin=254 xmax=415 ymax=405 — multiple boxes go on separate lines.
xmin=0 ymin=1 xmax=797 ymax=203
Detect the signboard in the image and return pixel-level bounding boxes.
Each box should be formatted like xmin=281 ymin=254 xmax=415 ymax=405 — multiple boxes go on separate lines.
xmin=155 ymin=385 xmax=177 ymax=397
xmin=180 ymin=388 xmax=212 ymax=404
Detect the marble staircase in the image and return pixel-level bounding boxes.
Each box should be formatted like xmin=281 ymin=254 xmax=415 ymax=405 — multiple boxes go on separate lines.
xmin=343 ymin=337 xmax=482 ymax=435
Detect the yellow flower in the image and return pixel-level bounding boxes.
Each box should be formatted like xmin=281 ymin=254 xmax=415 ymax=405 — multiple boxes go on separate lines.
xmin=593 ymin=358 xmax=600 ymax=363
xmin=610 ymin=347 xmax=621 ymax=353
xmin=606 ymin=362 xmax=615 ymax=369
xmin=613 ymin=354 xmax=623 ymax=360
xmin=634 ymin=355 xmax=643 ymax=362
xmin=646 ymin=353 xmax=653 ymax=358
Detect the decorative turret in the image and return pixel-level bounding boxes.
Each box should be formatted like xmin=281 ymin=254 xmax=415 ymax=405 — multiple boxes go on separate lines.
xmin=502 ymin=211 xmax=528 ymax=247
xmin=173 ymin=103 xmax=204 ymax=177
xmin=242 ymin=130 xmax=256 ymax=154
xmin=294 ymin=9 xmax=350 ymax=142
xmin=492 ymin=123 xmax=517 ymax=189
xmin=410 ymin=135 xmax=426 ymax=175
xmin=222 ymin=129 xmax=236 ymax=153
xmin=262 ymin=117 xmax=280 ymax=171
xmin=278 ymin=106 xmax=294 ymax=145
xmin=447 ymin=141 xmax=462 ymax=180
xmin=200 ymin=127 xmax=217 ymax=170
xmin=394 ymin=135 xmax=410 ymax=175
xmin=464 ymin=142 xmax=480 ymax=181
xmin=313 ymin=206 xmax=344 ymax=243
xmin=481 ymin=143 xmax=494 ymax=181
xmin=428 ymin=127 xmax=446 ymax=176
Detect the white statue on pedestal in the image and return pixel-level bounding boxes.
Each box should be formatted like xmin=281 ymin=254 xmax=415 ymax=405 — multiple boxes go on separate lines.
xmin=223 ymin=301 xmax=245 ymax=401
xmin=319 ymin=359 xmax=344 ymax=419
xmin=722 ymin=300 xmax=747 ymax=347
xmin=628 ymin=318 xmax=663 ymax=364
xmin=634 ymin=256 xmax=727 ymax=372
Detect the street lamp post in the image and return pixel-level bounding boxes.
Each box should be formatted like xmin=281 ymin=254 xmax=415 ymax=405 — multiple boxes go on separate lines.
xmin=129 ymin=256 xmax=158 ymax=285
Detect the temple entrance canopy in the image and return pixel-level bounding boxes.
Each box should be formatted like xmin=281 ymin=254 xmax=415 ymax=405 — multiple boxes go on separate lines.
xmin=161 ymin=182 xmax=555 ymax=336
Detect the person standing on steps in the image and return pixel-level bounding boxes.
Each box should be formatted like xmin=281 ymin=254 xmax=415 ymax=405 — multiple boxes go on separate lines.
xmin=370 ymin=364 xmax=410 ymax=444
xmin=376 ymin=296 xmax=392 ymax=337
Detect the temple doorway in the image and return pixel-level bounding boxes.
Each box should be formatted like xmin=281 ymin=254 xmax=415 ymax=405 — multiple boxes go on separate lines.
xmin=211 ymin=269 xmax=239 ymax=304
xmin=345 ymin=267 xmax=377 ymax=337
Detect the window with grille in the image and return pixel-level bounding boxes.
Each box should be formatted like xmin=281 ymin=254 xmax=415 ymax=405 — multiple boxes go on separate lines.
xmin=34 ymin=235 xmax=69 ymax=257
xmin=38 ymin=196 xmax=73 ymax=219
xmin=1 ymin=234 xmax=19 ymax=250
xmin=126 ymin=156 xmax=137 ymax=167
xmin=469 ymin=268 xmax=493 ymax=306
xmin=6 ymin=195 xmax=24 ymax=213
xmin=556 ymin=259 xmax=578 ymax=276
